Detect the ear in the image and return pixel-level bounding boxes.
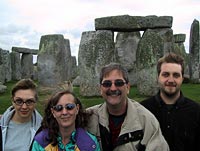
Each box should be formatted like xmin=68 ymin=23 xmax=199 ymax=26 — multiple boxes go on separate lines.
xmin=76 ymin=104 xmax=80 ymax=114
xmin=126 ymin=83 xmax=130 ymax=94
xmin=51 ymin=108 xmax=56 ymax=118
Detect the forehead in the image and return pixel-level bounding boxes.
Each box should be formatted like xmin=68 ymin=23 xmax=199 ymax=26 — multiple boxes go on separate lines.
xmin=57 ymin=94 xmax=75 ymax=104
xmin=103 ymin=69 xmax=124 ymax=80
xmin=160 ymin=63 xmax=182 ymax=73
xmin=14 ymin=89 xmax=35 ymax=98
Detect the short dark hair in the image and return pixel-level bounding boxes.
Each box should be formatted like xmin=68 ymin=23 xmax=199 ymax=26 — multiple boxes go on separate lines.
xmin=157 ymin=53 xmax=184 ymax=76
xmin=11 ymin=78 xmax=38 ymax=101
xmin=100 ymin=62 xmax=129 ymax=84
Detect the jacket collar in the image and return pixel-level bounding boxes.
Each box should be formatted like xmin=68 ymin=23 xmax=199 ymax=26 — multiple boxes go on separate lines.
xmin=155 ymin=91 xmax=185 ymax=108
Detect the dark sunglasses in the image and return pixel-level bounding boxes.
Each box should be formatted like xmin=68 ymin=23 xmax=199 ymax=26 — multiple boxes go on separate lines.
xmin=101 ymin=79 xmax=127 ymax=88
xmin=13 ymin=98 xmax=36 ymax=106
xmin=52 ymin=103 xmax=76 ymax=112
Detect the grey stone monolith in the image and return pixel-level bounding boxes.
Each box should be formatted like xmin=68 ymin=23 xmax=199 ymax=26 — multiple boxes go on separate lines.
xmin=78 ymin=30 xmax=115 ymax=96
xmin=189 ymin=19 xmax=200 ymax=83
xmin=0 ymin=48 xmax=11 ymax=83
xmin=10 ymin=51 xmax=21 ymax=80
xmin=21 ymin=53 xmax=33 ymax=79
xmin=37 ymin=34 xmax=73 ymax=91
xmin=115 ymin=32 xmax=141 ymax=85
xmin=136 ymin=28 xmax=174 ymax=96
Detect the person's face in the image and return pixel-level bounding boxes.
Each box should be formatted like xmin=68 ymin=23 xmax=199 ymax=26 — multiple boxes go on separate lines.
xmin=12 ymin=89 xmax=36 ymax=122
xmin=158 ymin=63 xmax=184 ymax=97
xmin=51 ymin=94 xmax=79 ymax=130
xmin=100 ymin=69 xmax=130 ymax=107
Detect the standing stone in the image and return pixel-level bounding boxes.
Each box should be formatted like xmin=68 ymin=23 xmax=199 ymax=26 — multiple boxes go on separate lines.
xmin=70 ymin=56 xmax=78 ymax=79
xmin=173 ymin=34 xmax=189 ymax=78
xmin=115 ymin=32 xmax=141 ymax=85
xmin=78 ymin=30 xmax=115 ymax=96
xmin=136 ymin=28 xmax=174 ymax=96
xmin=21 ymin=53 xmax=33 ymax=79
xmin=0 ymin=48 xmax=11 ymax=83
xmin=10 ymin=51 xmax=21 ymax=80
xmin=189 ymin=19 xmax=200 ymax=83
xmin=37 ymin=34 xmax=72 ymax=90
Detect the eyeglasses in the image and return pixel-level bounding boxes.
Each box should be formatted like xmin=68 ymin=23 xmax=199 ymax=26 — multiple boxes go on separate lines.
xmin=52 ymin=103 xmax=76 ymax=112
xmin=13 ymin=98 xmax=36 ymax=106
xmin=101 ymin=79 xmax=127 ymax=88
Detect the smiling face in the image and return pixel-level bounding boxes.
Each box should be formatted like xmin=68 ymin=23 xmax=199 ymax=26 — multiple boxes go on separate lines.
xmin=100 ymin=69 xmax=130 ymax=114
xmin=12 ymin=89 xmax=36 ymax=123
xmin=158 ymin=63 xmax=184 ymax=98
xmin=51 ymin=93 xmax=79 ymax=130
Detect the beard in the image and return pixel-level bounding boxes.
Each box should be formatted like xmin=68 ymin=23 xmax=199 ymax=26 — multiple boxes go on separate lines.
xmin=160 ymin=86 xmax=180 ymax=98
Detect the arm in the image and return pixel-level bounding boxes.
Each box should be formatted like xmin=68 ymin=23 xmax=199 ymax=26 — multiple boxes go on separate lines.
xmin=141 ymin=112 xmax=169 ymax=151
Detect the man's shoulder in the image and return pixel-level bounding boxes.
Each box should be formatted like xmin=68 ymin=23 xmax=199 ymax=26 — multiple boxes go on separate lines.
xmin=140 ymin=96 xmax=157 ymax=107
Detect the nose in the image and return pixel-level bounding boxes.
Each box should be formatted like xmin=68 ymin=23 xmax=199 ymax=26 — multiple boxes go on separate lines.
xmin=21 ymin=102 xmax=28 ymax=108
xmin=110 ymin=82 xmax=117 ymax=90
xmin=167 ymin=75 xmax=175 ymax=82
xmin=61 ymin=107 xmax=69 ymax=114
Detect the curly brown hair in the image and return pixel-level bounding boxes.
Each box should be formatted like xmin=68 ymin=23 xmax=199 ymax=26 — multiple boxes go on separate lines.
xmin=41 ymin=90 xmax=89 ymax=146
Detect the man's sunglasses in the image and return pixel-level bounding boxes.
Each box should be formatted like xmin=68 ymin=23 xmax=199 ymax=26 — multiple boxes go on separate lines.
xmin=13 ymin=98 xmax=36 ymax=106
xmin=52 ymin=103 xmax=76 ymax=112
xmin=101 ymin=79 xmax=127 ymax=88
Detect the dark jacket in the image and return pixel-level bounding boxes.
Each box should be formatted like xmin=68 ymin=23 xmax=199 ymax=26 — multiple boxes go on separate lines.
xmin=141 ymin=92 xmax=200 ymax=151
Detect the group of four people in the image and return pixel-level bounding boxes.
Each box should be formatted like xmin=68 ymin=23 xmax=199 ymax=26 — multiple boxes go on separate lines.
xmin=0 ymin=52 xmax=200 ymax=151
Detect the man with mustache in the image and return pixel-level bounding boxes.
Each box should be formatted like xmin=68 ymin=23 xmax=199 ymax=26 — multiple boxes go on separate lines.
xmin=87 ymin=63 xmax=169 ymax=151
xmin=141 ymin=53 xmax=200 ymax=151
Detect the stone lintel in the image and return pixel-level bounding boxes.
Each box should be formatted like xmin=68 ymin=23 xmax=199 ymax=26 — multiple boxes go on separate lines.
xmin=95 ymin=15 xmax=173 ymax=32
xmin=174 ymin=34 xmax=186 ymax=43
xmin=12 ymin=47 xmax=38 ymax=54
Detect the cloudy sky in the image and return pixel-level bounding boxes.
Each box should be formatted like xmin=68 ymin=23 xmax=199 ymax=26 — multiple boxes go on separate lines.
xmin=0 ymin=0 xmax=199 ymax=59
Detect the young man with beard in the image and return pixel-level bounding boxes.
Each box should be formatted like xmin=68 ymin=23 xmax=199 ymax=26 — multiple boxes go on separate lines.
xmin=87 ymin=63 xmax=169 ymax=151
xmin=141 ymin=53 xmax=200 ymax=151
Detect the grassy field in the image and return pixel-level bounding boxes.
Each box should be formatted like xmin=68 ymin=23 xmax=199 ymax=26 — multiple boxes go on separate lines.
xmin=0 ymin=81 xmax=200 ymax=115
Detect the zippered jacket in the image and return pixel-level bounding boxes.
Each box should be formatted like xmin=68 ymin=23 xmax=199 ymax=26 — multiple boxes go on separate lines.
xmin=0 ymin=106 xmax=42 ymax=151
xmin=87 ymin=98 xmax=169 ymax=151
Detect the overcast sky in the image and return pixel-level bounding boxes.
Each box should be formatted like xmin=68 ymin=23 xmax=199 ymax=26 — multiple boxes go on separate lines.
xmin=0 ymin=0 xmax=199 ymax=59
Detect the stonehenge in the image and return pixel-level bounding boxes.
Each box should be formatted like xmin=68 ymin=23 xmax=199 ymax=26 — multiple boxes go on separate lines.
xmin=0 ymin=15 xmax=199 ymax=96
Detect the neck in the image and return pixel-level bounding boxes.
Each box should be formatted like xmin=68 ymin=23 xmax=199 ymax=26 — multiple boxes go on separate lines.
xmin=59 ymin=125 xmax=75 ymax=145
xmin=12 ymin=113 xmax=31 ymax=123
xmin=160 ymin=91 xmax=180 ymax=104
xmin=107 ymin=100 xmax=127 ymax=116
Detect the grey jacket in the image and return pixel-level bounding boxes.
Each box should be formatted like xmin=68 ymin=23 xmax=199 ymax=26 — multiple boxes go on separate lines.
xmin=87 ymin=98 xmax=169 ymax=151
xmin=0 ymin=106 xmax=42 ymax=151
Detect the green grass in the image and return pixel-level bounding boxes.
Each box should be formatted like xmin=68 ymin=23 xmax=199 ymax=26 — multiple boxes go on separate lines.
xmin=0 ymin=81 xmax=200 ymax=115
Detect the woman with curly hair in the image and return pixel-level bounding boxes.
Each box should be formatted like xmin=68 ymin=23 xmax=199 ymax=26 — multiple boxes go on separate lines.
xmin=30 ymin=90 xmax=100 ymax=151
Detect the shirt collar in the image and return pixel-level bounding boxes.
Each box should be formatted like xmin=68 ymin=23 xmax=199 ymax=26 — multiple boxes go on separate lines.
xmin=155 ymin=91 xmax=185 ymax=108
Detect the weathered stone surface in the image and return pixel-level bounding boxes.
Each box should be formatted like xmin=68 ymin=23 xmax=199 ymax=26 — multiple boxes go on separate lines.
xmin=78 ymin=30 xmax=115 ymax=96
xmin=136 ymin=28 xmax=174 ymax=96
xmin=70 ymin=56 xmax=78 ymax=79
xmin=0 ymin=48 xmax=11 ymax=83
xmin=0 ymin=84 xmax=7 ymax=93
xmin=37 ymin=34 xmax=73 ymax=89
xmin=174 ymin=34 xmax=186 ymax=43
xmin=95 ymin=15 xmax=173 ymax=31
xmin=115 ymin=32 xmax=141 ymax=85
xmin=189 ymin=19 xmax=200 ymax=83
xmin=12 ymin=47 xmax=38 ymax=54
xmin=21 ymin=53 xmax=34 ymax=79
xmin=10 ymin=51 xmax=21 ymax=80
